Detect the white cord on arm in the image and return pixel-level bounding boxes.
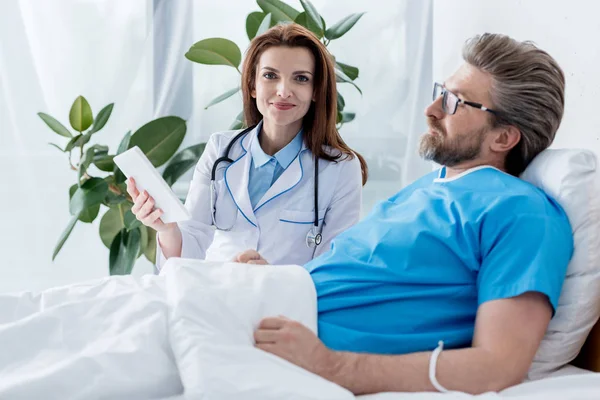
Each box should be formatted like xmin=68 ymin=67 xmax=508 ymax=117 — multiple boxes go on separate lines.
xmin=429 ymin=341 xmax=450 ymax=393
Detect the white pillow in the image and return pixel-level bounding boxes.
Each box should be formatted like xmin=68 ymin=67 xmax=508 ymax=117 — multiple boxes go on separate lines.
xmin=520 ymin=148 xmax=600 ymax=379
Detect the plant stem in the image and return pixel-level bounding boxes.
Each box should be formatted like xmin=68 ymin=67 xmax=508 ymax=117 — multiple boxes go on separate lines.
xmin=108 ymin=182 xmax=132 ymax=202
xmin=118 ymin=203 xmax=125 ymax=226
xmin=68 ymin=151 xmax=76 ymax=170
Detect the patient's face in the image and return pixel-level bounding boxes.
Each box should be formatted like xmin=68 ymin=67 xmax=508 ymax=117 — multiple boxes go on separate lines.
xmin=420 ymin=63 xmax=496 ymax=166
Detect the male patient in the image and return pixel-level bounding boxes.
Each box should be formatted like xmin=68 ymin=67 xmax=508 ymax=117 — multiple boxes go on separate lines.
xmin=235 ymin=33 xmax=574 ymax=394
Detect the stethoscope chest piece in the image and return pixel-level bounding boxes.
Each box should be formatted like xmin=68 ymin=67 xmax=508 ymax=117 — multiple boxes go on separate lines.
xmin=306 ymin=227 xmax=322 ymax=248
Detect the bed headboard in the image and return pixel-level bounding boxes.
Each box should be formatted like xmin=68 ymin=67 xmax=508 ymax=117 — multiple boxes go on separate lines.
xmin=574 ymin=322 xmax=600 ymax=371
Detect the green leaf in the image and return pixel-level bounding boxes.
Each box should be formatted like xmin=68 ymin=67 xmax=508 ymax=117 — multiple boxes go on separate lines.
xmin=104 ymin=191 xmax=127 ymax=206
xmin=65 ymin=133 xmax=92 ymax=152
xmin=143 ymin=226 xmax=157 ymax=263
xmin=113 ymin=131 xmax=132 ymax=184
xmin=99 ymin=205 xmax=128 ymax=248
xmin=294 ymin=12 xmax=326 ymax=38
xmin=79 ymin=204 xmax=100 ymax=223
xmin=163 ymin=143 xmax=206 ymax=186
xmin=336 ymin=70 xmax=362 ymax=95
xmin=114 ymin=168 xmax=127 ymax=185
xmin=256 ymin=13 xmax=272 ymax=37
xmin=325 ymin=12 xmax=365 ymax=40
xmin=71 ymin=181 xmax=101 ymax=222
xmin=117 ymin=131 xmax=132 ymax=155
xmin=52 ymin=215 xmax=78 ymax=261
xmin=48 ymin=143 xmax=65 ymax=153
xmin=89 ymin=103 xmax=114 ymax=134
xmin=336 ymin=61 xmax=359 ymax=81
xmin=65 ymin=136 xmax=78 ymax=152
xmin=93 ymin=154 xmax=115 ymax=172
xmin=69 ymin=183 xmax=77 ymax=199
xmin=69 ymin=96 xmax=94 ymax=132
xmin=78 ymin=149 xmax=94 ymax=183
xmin=300 ymin=0 xmax=323 ymax=33
xmin=257 ymin=0 xmax=300 ymax=23
xmin=185 ymin=38 xmax=242 ymax=69
xmin=230 ymin=111 xmax=244 ymax=130
xmin=78 ymin=144 xmax=109 ymax=184
xmin=341 ymin=112 xmax=355 ymax=123
xmin=337 ymin=92 xmax=345 ymax=112
xmin=124 ymin=209 xmax=142 ymax=230
xmin=139 ymin=224 xmax=148 ymax=259
xmin=109 ymin=228 xmax=141 ymax=275
xmin=246 ymin=11 xmax=266 ymax=40
xmin=69 ymin=177 xmax=109 ymax=216
xmin=205 ymin=87 xmax=240 ymax=110
xmin=128 ymin=116 xmax=187 ymax=167
xmin=38 ymin=112 xmax=73 ymax=138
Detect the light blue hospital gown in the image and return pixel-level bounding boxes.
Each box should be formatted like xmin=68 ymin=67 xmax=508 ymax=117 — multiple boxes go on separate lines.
xmin=304 ymin=166 xmax=573 ymax=354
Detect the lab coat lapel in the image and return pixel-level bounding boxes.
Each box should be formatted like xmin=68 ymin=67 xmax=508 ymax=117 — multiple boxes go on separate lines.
xmin=223 ymin=129 xmax=258 ymax=227
xmin=254 ymin=144 xmax=309 ymax=211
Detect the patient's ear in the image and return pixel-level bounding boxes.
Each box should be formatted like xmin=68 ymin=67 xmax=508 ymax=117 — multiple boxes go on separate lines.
xmin=491 ymin=125 xmax=521 ymax=153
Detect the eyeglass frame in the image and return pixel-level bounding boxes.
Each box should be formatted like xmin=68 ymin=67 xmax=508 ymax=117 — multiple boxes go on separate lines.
xmin=433 ymin=82 xmax=501 ymax=116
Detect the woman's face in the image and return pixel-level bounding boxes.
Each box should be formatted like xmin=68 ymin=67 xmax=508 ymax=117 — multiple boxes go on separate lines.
xmin=252 ymin=46 xmax=316 ymax=129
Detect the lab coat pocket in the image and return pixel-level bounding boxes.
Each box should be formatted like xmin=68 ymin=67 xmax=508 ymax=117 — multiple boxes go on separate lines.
xmin=279 ymin=209 xmax=327 ymax=227
xmin=213 ymin=181 xmax=238 ymax=230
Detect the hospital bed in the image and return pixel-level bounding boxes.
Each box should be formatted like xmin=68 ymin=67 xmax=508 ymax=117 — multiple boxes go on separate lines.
xmin=0 ymin=148 xmax=598 ymax=399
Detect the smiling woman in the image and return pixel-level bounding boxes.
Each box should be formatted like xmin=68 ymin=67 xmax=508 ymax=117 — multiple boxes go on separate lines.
xmin=128 ymin=23 xmax=368 ymax=273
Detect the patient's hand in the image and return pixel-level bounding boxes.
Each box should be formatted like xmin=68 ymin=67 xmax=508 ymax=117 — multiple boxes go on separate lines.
xmin=233 ymin=250 xmax=269 ymax=265
xmin=254 ymin=316 xmax=336 ymax=376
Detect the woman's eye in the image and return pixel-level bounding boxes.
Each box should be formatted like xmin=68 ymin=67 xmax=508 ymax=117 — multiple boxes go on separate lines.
xmin=295 ymin=75 xmax=309 ymax=83
xmin=263 ymin=72 xmax=276 ymax=79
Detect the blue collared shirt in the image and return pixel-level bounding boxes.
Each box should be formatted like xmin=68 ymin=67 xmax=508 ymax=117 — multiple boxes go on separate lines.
xmin=248 ymin=121 xmax=304 ymax=209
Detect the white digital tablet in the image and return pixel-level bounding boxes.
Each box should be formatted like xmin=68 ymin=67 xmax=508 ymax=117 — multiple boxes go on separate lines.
xmin=114 ymin=146 xmax=191 ymax=223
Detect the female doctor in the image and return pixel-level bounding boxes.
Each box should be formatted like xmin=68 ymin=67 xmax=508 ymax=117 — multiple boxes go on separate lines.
xmin=127 ymin=23 xmax=368 ymax=268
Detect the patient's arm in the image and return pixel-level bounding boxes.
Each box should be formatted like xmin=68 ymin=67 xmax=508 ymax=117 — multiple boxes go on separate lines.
xmin=257 ymin=291 xmax=551 ymax=395
xmin=327 ymin=292 xmax=551 ymax=394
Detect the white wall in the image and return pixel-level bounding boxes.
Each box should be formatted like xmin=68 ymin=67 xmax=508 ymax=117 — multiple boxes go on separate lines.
xmin=433 ymin=0 xmax=600 ymax=155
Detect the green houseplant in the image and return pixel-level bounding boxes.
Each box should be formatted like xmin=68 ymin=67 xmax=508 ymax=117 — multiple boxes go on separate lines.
xmin=185 ymin=0 xmax=364 ymax=129
xmin=39 ymin=96 xmax=204 ymax=275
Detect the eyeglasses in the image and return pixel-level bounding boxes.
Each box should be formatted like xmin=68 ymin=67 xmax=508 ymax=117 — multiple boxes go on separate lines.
xmin=432 ymin=82 xmax=500 ymax=116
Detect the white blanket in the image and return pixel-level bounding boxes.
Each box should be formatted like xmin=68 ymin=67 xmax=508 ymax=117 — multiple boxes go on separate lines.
xmin=0 ymin=258 xmax=353 ymax=399
xmin=0 ymin=258 xmax=599 ymax=399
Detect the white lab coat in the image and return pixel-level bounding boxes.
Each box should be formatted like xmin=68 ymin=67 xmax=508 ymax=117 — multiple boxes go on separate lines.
xmin=157 ymin=125 xmax=362 ymax=268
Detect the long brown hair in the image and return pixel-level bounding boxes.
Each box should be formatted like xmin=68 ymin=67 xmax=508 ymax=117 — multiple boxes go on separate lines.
xmin=241 ymin=23 xmax=368 ymax=185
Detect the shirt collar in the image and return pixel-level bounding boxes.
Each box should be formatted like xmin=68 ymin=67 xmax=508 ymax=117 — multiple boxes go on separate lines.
xmin=250 ymin=120 xmax=304 ymax=169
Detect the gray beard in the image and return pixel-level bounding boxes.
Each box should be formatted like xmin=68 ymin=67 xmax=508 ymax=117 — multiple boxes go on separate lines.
xmin=419 ymin=129 xmax=485 ymax=166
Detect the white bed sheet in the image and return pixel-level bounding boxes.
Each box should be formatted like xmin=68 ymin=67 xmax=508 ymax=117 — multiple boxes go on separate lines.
xmin=359 ymin=372 xmax=600 ymax=399
xmin=1 ymin=257 xmax=599 ymax=399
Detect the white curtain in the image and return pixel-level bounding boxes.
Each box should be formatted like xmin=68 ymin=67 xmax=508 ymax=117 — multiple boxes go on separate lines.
xmin=0 ymin=0 xmax=191 ymax=292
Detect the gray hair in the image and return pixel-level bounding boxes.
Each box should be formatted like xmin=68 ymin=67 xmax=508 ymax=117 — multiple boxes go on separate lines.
xmin=462 ymin=33 xmax=565 ymax=175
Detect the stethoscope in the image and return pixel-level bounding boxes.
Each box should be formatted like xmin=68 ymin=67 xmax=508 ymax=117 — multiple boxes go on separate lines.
xmin=210 ymin=125 xmax=322 ymax=248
